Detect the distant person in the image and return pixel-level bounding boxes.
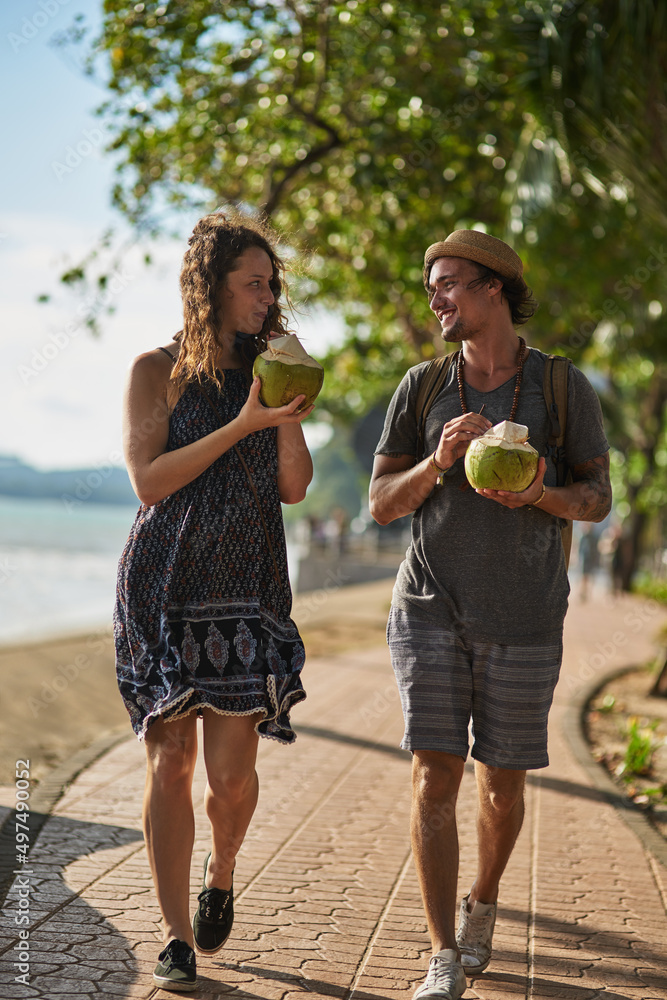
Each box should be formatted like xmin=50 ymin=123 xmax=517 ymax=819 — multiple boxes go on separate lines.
xmin=577 ymin=523 xmax=600 ymax=602
xmin=306 ymin=514 xmax=327 ymax=550
xmin=327 ymin=506 xmax=349 ymax=555
xmin=369 ymin=230 xmax=611 ymax=1000
xmin=604 ymin=522 xmax=626 ymax=595
xmin=114 ymin=212 xmax=314 ymax=991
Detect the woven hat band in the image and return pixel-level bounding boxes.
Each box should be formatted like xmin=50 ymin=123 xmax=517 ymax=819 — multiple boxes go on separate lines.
xmin=424 ymin=230 xmax=523 ymax=282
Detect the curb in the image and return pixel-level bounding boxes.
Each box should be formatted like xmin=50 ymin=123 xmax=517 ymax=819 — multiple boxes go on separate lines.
xmin=562 ymin=663 xmax=667 ymax=871
xmin=0 ymin=725 xmax=131 ymax=908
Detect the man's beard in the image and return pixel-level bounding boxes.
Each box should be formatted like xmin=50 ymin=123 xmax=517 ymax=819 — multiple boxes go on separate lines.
xmin=441 ymin=316 xmax=470 ymax=343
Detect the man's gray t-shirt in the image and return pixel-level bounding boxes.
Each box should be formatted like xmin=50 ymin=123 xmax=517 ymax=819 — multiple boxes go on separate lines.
xmin=375 ymin=348 xmax=609 ymax=645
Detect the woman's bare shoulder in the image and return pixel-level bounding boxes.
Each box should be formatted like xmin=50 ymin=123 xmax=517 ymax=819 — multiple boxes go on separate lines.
xmin=132 ymin=341 xmax=186 ymax=412
xmin=129 ymin=342 xmax=179 ymax=377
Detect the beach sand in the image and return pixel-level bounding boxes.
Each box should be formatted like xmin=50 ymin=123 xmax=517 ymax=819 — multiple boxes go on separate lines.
xmin=0 ymin=577 xmax=396 ymax=788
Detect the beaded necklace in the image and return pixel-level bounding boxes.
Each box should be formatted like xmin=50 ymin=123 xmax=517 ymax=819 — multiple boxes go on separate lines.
xmin=456 ymin=336 xmax=526 ymax=419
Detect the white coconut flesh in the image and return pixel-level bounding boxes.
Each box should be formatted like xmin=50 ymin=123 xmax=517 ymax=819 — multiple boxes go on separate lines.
xmin=464 ymin=420 xmax=539 ymax=492
xmin=253 ymin=334 xmax=324 ymax=408
xmin=259 ymin=334 xmax=323 ymax=368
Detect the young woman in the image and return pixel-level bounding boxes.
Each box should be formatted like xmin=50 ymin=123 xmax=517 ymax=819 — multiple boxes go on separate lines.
xmin=114 ymin=212 xmax=314 ymax=991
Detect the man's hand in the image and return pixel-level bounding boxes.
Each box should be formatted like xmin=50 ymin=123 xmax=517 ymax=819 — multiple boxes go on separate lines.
xmin=434 ymin=411 xmax=492 ymax=471
xmin=474 ymin=457 xmax=547 ymax=508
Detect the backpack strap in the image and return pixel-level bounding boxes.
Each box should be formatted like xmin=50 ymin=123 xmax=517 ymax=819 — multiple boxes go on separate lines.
xmin=543 ymin=354 xmax=573 ymax=567
xmin=543 ymin=354 xmax=571 ymax=486
xmin=415 ymin=352 xmax=458 ymax=461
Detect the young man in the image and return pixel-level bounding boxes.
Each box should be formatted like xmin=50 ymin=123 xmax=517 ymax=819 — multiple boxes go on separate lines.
xmin=369 ymin=230 xmax=611 ymax=1000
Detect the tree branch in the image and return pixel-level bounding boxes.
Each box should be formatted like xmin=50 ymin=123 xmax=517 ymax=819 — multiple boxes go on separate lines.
xmin=261 ymin=114 xmax=344 ymax=216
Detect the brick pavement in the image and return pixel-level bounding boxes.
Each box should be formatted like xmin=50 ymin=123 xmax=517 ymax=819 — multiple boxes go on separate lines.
xmin=1 ymin=582 xmax=666 ymax=999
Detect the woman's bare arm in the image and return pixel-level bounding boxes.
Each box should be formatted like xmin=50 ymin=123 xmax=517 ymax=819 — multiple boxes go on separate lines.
xmin=123 ymin=353 xmax=312 ymax=506
xmin=276 ymin=422 xmax=314 ymax=504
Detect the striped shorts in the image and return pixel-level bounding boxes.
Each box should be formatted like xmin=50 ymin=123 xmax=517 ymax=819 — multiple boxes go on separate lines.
xmin=387 ymin=607 xmax=562 ymax=770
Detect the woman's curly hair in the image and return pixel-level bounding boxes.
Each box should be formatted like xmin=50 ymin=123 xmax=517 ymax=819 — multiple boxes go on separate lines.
xmin=172 ymin=210 xmax=292 ymax=386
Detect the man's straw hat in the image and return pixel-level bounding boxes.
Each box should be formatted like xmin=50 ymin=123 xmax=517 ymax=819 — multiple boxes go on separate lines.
xmin=424 ymin=230 xmax=523 ymax=282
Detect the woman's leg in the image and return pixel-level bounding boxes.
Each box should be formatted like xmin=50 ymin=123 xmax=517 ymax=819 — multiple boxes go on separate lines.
xmin=143 ymin=713 xmax=198 ymax=945
xmin=200 ymin=709 xmax=263 ymax=888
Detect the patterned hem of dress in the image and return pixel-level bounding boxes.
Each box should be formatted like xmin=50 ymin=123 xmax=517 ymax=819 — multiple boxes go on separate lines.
xmin=167 ymin=602 xmax=301 ymax=643
xmin=118 ymin=615 xmax=306 ymax=743
xmin=132 ymin=673 xmax=306 ymax=745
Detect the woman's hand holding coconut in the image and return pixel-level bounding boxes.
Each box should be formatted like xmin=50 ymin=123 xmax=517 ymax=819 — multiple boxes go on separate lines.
xmin=236 ymin=375 xmax=314 ymax=435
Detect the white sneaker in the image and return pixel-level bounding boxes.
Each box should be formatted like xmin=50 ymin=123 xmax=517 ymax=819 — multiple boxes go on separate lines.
xmin=413 ymin=949 xmax=466 ymax=1000
xmin=456 ymin=895 xmax=496 ymax=973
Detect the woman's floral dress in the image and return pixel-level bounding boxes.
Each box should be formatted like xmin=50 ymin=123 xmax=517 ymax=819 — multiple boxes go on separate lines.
xmin=114 ymin=369 xmax=306 ymax=743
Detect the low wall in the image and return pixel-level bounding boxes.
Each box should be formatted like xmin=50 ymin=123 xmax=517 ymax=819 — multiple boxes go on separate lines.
xmin=296 ymin=551 xmax=402 ymax=594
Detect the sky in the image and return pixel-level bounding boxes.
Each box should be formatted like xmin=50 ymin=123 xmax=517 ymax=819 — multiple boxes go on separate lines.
xmin=1 ymin=0 xmax=341 ymax=471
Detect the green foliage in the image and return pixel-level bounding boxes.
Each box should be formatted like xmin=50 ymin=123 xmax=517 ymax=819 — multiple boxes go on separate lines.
xmin=632 ymin=575 xmax=667 ymax=606
xmin=617 ymin=716 xmax=661 ymax=779
xmin=516 ymin=0 xmax=667 ymax=228
xmin=60 ymin=266 xmax=86 ymax=286
xmin=635 ymin=784 xmax=667 ymax=803
xmin=94 ymin=0 xmax=531 ymax=364
xmin=87 ymin=4 xmax=667 ymax=366
xmin=282 ymin=426 xmax=367 ymax=523
xmin=318 ymin=325 xmax=415 ymax=421
xmin=505 ymin=2 xmax=667 ymax=588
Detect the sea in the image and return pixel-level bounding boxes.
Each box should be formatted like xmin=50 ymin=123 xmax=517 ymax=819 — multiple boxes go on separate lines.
xmin=0 ymin=495 xmax=303 ymax=647
xmin=0 ymin=495 xmax=139 ymax=646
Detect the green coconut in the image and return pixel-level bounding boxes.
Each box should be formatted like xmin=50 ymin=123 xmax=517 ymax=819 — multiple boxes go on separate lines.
xmin=464 ymin=420 xmax=538 ymax=492
xmin=253 ymin=334 xmax=324 ymax=409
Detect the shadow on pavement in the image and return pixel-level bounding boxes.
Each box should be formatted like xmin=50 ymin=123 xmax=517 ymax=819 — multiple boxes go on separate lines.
xmin=496 ymin=908 xmax=666 ymax=984
xmin=209 ymin=960 xmax=392 ymax=999
xmin=479 ymin=970 xmax=655 ymax=999
xmin=526 ymin=772 xmax=618 ymax=805
xmin=296 ymin=724 xmax=411 ymax=761
xmin=297 ymin=725 xmax=624 ymax=808
xmin=0 ymin=815 xmax=144 ymax=997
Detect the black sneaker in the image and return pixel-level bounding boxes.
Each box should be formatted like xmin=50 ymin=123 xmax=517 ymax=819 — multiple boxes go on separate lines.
xmin=192 ymin=852 xmax=234 ymax=954
xmin=153 ymin=938 xmax=197 ymax=992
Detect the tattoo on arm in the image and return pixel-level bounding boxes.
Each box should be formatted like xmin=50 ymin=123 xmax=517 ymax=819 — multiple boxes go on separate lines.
xmin=571 ymin=453 xmax=612 ymax=521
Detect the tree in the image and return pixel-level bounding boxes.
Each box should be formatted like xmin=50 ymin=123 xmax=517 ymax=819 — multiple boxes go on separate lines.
xmin=509 ymin=1 xmax=667 ymax=594
xmin=79 ymin=0 xmax=530 ymax=380
xmin=57 ymin=1 xmax=667 ymax=588
xmin=517 ymin=0 xmax=667 ymax=227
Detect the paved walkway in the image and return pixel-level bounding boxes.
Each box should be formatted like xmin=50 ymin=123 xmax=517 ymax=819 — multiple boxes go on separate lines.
xmin=1 ymin=581 xmax=666 ymax=999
